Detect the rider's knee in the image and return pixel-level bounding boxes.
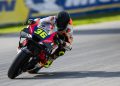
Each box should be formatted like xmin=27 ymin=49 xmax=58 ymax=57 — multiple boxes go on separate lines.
xmin=58 ymin=50 xmax=65 ymax=56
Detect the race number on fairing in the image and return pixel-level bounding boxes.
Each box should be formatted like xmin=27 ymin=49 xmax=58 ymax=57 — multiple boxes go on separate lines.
xmin=34 ymin=28 xmax=48 ymax=39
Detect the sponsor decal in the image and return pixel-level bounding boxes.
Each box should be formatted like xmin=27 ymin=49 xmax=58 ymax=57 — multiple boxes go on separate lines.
xmin=0 ymin=0 xmax=120 ymax=26
xmin=24 ymin=0 xmax=120 ymax=17
xmin=0 ymin=0 xmax=29 ymax=25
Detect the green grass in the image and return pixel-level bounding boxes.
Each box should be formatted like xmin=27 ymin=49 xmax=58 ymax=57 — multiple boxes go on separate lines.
xmin=0 ymin=25 xmax=25 ymax=34
xmin=0 ymin=11 xmax=120 ymax=34
xmin=73 ymin=11 xmax=120 ymax=26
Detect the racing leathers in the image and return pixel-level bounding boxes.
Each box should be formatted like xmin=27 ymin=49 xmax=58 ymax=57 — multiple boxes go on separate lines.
xmin=22 ymin=16 xmax=73 ymax=69
xmin=34 ymin=16 xmax=73 ymax=67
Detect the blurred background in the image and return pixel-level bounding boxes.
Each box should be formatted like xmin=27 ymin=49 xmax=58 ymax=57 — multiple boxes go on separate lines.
xmin=0 ymin=0 xmax=120 ymax=33
xmin=0 ymin=1 xmax=120 ymax=85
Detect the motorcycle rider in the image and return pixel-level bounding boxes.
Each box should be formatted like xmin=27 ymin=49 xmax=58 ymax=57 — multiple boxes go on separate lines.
xmin=21 ymin=11 xmax=73 ymax=73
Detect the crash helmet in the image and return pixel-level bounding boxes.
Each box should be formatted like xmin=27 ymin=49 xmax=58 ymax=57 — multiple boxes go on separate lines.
xmin=56 ymin=11 xmax=70 ymax=31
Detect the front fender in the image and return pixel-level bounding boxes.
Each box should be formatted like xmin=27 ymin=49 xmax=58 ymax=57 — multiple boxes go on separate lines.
xmin=21 ymin=47 xmax=32 ymax=56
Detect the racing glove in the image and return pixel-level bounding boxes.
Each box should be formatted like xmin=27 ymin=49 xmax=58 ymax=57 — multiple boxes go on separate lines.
xmin=64 ymin=42 xmax=72 ymax=51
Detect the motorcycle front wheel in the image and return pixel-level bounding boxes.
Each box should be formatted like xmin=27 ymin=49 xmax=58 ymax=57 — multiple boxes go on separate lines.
xmin=8 ymin=49 xmax=31 ymax=79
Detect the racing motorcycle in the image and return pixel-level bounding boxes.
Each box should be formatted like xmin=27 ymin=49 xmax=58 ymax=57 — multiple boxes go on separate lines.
xmin=7 ymin=20 xmax=67 ymax=79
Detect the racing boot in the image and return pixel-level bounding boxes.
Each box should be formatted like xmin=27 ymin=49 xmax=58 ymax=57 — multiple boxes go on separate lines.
xmin=44 ymin=58 xmax=54 ymax=68
xmin=44 ymin=50 xmax=65 ymax=68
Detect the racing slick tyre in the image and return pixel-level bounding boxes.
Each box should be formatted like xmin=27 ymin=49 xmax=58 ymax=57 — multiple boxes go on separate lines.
xmin=8 ymin=50 xmax=31 ymax=79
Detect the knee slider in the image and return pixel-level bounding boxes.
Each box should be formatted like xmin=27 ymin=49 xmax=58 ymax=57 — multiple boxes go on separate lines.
xmin=58 ymin=51 xmax=65 ymax=56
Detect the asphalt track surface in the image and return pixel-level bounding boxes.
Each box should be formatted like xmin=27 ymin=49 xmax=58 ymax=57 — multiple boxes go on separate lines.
xmin=0 ymin=23 xmax=120 ymax=86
